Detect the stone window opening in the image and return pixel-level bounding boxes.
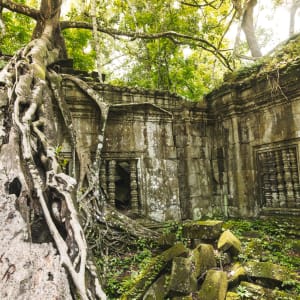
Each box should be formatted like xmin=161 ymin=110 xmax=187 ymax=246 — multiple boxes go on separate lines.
xmin=257 ymin=146 xmax=300 ymax=209
xmin=100 ymin=159 xmax=140 ymax=215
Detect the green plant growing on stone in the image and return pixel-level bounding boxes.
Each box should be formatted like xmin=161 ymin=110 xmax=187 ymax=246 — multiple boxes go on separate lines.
xmin=236 ymin=285 xmax=256 ymax=299
xmin=54 ymin=145 xmax=69 ymax=171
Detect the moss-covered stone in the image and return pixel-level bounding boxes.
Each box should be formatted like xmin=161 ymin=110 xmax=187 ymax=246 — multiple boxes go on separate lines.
xmin=198 ymin=270 xmax=228 ymax=300
xmin=143 ymin=274 xmax=169 ymax=300
xmin=171 ymin=296 xmax=193 ymax=300
xmin=244 ymin=261 xmax=291 ymax=284
xmin=227 ymin=263 xmax=246 ymax=288
xmin=239 ymin=281 xmax=300 ymax=300
xmin=121 ymin=243 xmax=188 ymax=300
xmin=217 ymin=230 xmax=241 ymax=256
xmin=169 ymin=257 xmax=197 ymax=295
xmin=225 ymin=291 xmax=241 ymax=300
xmin=190 ymin=243 xmax=217 ymax=278
xmin=182 ymin=220 xmax=223 ymax=240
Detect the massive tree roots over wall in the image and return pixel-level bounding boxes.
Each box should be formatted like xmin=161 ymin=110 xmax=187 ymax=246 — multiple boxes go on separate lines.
xmin=0 ymin=28 xmax=159 ymax=298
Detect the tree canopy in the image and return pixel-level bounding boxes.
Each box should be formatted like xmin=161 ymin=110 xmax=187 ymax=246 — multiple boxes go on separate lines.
xmin=0 ymin=0 xmax=298 ymax=100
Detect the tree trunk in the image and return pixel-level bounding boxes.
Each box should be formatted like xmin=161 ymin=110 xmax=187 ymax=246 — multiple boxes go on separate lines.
xmin=241 ymin=0 xmax=262 ymax=58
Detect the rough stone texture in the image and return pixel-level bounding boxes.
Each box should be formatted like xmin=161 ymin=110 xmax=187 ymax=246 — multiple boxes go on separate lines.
xmin=244 ymin=261 xmax=291 ymax=284
xmin=59 ymin=39 xmax=300 ymax=220
xmin=227 ymin=263 xmax=246 ymax=288
xmin=217 ymin=230 xmax=242 ymax=256
xmin=225 ymin=292 xmax=240 ymax=300
xmin=190 ymin=243 xmax=216 ymax=278
xmin=198 ymin=270 xmax=228 ymax=300
xmin=121 ymin=243 xmax=188 ymax=300
xmin=169 ymin=257 xmax=197 ymax=295
xmin=143 ymin=274 xmax=169 ymax=300
xmin=182 ymin=220 xmax=223 ymax=240
xmin=0 ymin=175 xmax=72 ymax=300
xmin=239 ymin=281 xmax=300 ymax=300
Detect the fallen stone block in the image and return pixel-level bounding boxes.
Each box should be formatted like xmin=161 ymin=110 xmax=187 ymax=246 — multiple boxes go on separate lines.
xmin=121 ymin=242 xmax=188 ymax=300
xmin=182 ymin=220 xmax=223 ymax=240
xmin=225 ymin=291 xmax=240 ymax=300
xmin=244 ymin=261 xmax=291 ymax=285
xmin=198 ymin=269 xmax=228 ymax=300
xmin=239 ymin=281 xmax=300 ymax=300
xmin=217 ymin=230 xmax=241 ymax=256
xmin=190 ymin=243 xmax=216 ymax=278
xmin=227 ymin=263 xmax=246 ymax=288
xmin=143 ymin=274 xmax=169 ymax=300
xmin=169 ymin=257 xmax=197 ymax=295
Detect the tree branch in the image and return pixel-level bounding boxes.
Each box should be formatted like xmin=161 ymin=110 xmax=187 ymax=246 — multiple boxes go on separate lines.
xmin=0 ymin=0 xmax=40 ymax=19
xmin=60 ymin=20 xmax=233 ymax=70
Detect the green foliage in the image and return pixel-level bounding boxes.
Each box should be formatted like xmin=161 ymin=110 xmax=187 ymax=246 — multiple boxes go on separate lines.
xmin=236 ymin=285 xmax=256 ymax=299
xmin=54 ymin=145 xmax=69 ymax=171
xmin=224 ymin=218 xmax=300 ymax=273
xmin=99 ymin=238 xmax=154 ymax=299
xmin=0 ymin=12 xmax=34 ymax=54
xmin=63 ymin=29 xmax=96 ymax=71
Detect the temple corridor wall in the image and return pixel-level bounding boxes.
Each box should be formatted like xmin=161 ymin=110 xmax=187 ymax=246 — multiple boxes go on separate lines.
xmin=58 ymin=58 xmax=300 ymax=221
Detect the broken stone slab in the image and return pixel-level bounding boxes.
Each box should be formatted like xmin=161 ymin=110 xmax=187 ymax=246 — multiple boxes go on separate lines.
xmin=190 ymin=243 xmax=217 ymax=278
xmin=182 ymin=220 xmax=223 ymax=240
xmin=227 ymin=263 xmax=246 ymax=288
xmin=239 ymin=281 xmax=300 ymax=300
xmin=121 ymin=242 xmax=188 ymax=300
xmin=169 ymin=257 xmax=198 ymax=295
xmin=244 ymin=261 xmax=291 ymax=285
xmin=217 ymin=230 xmax=241 ymax=256
xmin=143 ymin=274 xmax=169 ymax=300
xmin=198 ymin=269 xmax=228 ymax=300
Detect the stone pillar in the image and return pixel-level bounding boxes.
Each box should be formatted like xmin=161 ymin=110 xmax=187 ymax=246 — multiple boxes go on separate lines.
xmin=130 ymin=160 xmax=139 ymax=214
xmin=108 ymin=160 xmax=116 ymax=206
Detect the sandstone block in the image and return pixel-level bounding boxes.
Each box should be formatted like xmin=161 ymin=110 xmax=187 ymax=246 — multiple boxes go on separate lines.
xmin=217 ymin=230 xmax=241 ymax=256
xmin=190 ymin=243 xmax=217 ymax=278
xmin=244 ymin=261 xmax=291 ymax=284
xmin=182 ymin=220 xmax=223 ymax=240
xmin=169 ymin=257 xmax=197 ymax=295
xmin=198 ymin=270 xmax=228 ymax=300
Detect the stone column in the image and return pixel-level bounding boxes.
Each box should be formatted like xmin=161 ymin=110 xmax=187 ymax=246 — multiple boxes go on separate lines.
xmin=130 ymin=160 xmax=139 ymax=214
xmin=108 ymin=160 xmax=116 ymax=206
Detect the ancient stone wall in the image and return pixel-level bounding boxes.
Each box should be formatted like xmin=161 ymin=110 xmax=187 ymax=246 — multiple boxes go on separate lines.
xmin=207 ymin=61 xmax=300 ymax=217
xmin=59 ymin=55 xmax=300 ymax=221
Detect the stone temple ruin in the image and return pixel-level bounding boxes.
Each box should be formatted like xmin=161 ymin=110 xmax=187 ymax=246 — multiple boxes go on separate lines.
xmin=55 ymin=38 xmax=300 ymax=223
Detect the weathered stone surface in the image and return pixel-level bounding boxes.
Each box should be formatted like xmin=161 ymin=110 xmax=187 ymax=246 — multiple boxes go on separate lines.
xmin=239 ymin=281 xmax=300 ymax=300
xmin=60 ymin=47 xmax=300 ymax=220
xmin=198 ymin=270 xmax=228 ymax=300
xmin=0 ymin=185 xmax=71 ymax=300
xmin=182 ymin=220 xmax=223 ymax=240
xmin=217 ymin=230 xmax=241 ymax=256
xmin=190 ymin=243 xmax=217 ymax=278
xmin=121 ymin=243 xmax=188 ymax=300
xmin=244 ymin=261 xmax=291 ymax=284
xmin=228 ymin=263 xmax=246 ymax=287
xmin=143 ymin=274 xmax=169 ymax=300
xmin=169 ymin=257 xmax=197 ymax=295
xmin=225 ymin=292 xmax=240 ymax=300
xmin=171 ymin=296 xmax=193 ymax=300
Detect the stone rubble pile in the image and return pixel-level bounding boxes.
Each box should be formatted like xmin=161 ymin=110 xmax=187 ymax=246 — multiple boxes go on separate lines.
xmin=121 ymin=220 xmax=299 ymax=300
